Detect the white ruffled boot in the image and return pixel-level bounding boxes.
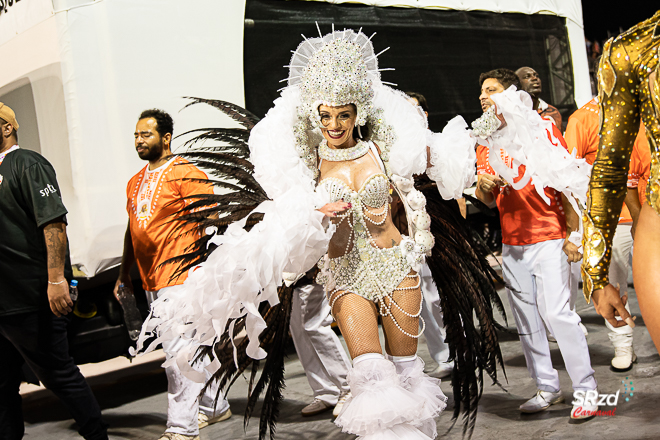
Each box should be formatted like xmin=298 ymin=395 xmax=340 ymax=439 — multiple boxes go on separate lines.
xmin=335 ymin=353 xmax=442 ymax=439
xmin=390 ymin=355 xmax=447 ymax=438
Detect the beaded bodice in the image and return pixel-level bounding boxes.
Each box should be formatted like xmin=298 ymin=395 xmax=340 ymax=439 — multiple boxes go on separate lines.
xmin=582 ymin=11 xmax=660 ymax=300
xmin=315 ymin=143 xmax=415 ymax=303
xmin=320 ymin=173 xmax=390 ymax=208
xmin=315 ymin=179 xmax=412 ymax=303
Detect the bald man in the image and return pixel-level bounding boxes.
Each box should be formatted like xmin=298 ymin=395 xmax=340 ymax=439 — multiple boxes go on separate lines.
xmin=516 ymin=67 xmax=562 ymax=129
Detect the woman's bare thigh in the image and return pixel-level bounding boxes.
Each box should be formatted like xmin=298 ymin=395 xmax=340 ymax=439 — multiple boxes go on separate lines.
xmin=381 ymin=271 xmax=422 ymax=357
xmin=329 ymin=290 xmax=382 ymax=359
xmin=632 ymin=203 xmax=660 ymax=352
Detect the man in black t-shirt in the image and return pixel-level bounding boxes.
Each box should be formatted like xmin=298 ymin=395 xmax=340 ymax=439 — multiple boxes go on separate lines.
xmin=0 ymin=103 xmax=108 ymax=440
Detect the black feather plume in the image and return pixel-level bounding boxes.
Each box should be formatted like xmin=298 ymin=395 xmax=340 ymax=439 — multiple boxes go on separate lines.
xmin=416 ymin=175 xmax=507 ymax=438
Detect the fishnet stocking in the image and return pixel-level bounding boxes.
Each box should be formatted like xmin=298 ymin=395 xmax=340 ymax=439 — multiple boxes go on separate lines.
xmin=329 ymin=271 xmax=422 ymax=359
xmin=382 ymin=273 xmax=422 ymax=357
xmin=329 ymin=291 xmax=382 ymax=359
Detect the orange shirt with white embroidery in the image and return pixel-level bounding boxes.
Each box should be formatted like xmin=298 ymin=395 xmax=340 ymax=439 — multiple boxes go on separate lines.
xmin=564 ymin=97 xmax=633 ymax=223
xmin=628 ymin=124 xmax=651 ymax=206
xmin=476 ymin=124 xmax=568 ymax=246
xmin=126 ymin=157 xmax=212 ymax=291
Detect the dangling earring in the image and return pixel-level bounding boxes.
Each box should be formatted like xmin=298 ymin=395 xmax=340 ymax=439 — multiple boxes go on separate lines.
xmin=357 ymin=125 xmax=363 ymax=139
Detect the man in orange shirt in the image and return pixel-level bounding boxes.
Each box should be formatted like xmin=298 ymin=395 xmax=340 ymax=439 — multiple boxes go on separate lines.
xmin=114 ymin=109 xmax=230 ymax=440
xmin=626 ymin=125 xmax=651 ymax=238
xmin=564 ymin=100 xmax=647 ymax=372
xmin=476 ymin=69 xmax=596 ymax=419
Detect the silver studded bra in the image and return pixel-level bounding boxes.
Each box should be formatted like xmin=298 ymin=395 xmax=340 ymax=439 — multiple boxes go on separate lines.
xmin=319 ymin=173 xmax=390 ymax=208
xmin=315 ymin=149 xmax=423 ymax=338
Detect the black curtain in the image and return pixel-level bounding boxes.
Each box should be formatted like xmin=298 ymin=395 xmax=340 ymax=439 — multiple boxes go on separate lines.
xmin=244 ymin=0 xmax=575 ymax=132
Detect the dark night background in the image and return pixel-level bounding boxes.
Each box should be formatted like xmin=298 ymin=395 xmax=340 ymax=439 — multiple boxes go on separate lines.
xmin=582 ymin=2 xmax=658 ymax=43
xmin=243 ymin=1 xmax=659 ymax=130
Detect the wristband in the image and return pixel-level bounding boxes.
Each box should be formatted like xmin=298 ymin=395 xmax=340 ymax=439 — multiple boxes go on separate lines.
xmin=48 ymin=279 xmax=67 ymax=285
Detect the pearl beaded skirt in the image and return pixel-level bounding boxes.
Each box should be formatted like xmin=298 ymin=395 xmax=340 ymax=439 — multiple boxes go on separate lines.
xmin=318 ymin=238 xmax=411 ymax=304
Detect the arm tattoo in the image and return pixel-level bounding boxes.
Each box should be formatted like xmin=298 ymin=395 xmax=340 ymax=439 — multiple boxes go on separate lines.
xmin=44 ymin=222 xmax=67 ymax=271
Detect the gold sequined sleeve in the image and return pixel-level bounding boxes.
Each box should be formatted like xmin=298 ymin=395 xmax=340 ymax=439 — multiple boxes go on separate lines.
xmin=581 ymin=37 xmax=641 ymax=301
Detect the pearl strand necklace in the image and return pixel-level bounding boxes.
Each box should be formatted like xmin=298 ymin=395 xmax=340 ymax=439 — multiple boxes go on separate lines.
xmin=318 ymin=139 xmax=370 ymax=162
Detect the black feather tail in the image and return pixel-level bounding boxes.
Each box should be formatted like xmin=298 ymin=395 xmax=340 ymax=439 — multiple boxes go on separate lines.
xmin=416 ymin=175 xmax=507 ymax=438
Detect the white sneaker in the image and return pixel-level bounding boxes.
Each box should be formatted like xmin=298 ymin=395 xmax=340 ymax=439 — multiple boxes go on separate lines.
xmin=571 ymin=401 xmax=598 ymax=419
xmin=301 ymin=398 xmax=333 ymax=417
xmin=158 ymin=433 xmax=200 ymax=440
xmin=611 ymin=345 xmax=637 ymax=372
xmin=198 ymin=407 xmax=232 ymax=429
xmin=519 ymin=390 xmax=564 ymax=413
xmin=332 ymin=391 xmax=351 ymax=417
xmin=428 ymin=361 xmax=453 ymax=379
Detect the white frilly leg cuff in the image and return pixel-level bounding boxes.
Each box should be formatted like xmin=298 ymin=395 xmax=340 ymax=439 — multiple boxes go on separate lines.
xmin=334 ymin=354 xmax=436 ymax=439
xmin=391 ymin=355 xmax=447 ymax=438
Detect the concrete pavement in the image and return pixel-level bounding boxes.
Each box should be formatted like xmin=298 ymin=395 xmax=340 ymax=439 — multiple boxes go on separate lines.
xmin=22 ymin=285 xmax=660 ymax=440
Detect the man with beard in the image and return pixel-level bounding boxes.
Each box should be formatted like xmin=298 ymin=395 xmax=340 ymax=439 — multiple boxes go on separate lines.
xmin=475 ymin=69 xmax=597 ymax=419
xmin=515 ymin=66 xmax=563 ymax=129
xmin=115 ymin=109 xmax=230 ymax=440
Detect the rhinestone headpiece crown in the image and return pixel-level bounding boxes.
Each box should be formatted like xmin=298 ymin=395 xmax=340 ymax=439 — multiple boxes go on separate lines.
xmin=286 ymin=27 xmax=396 ymax=178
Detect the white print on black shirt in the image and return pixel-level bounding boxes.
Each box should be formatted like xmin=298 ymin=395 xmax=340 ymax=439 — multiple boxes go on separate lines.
xmin=40 ymin=184 xmax=57 ymax=197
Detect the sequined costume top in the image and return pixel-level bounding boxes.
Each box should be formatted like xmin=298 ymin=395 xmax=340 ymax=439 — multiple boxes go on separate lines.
xmin=582 ymin=11 xmax=660 ymax=300
xmin=316 ymin=142 xmax=424 ymax=335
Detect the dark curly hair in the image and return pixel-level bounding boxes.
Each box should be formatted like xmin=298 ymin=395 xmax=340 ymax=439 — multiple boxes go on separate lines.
xmin=406 ymin=92 xmax=429 ymax=113
xmin=139 ymin=108 xmax=174 ymax=138
xmin=479 ymin=68 xmax=521 ymax=91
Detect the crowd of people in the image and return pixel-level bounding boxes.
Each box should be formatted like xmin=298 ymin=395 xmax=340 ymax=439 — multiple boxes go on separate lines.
xmin=1 ymin=10 xmax=658 ymax=440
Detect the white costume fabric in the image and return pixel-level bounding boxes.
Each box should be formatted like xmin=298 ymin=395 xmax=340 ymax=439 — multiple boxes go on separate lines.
xmin=419 ymin=263 xmax=449 ymax=365
xmin=335 ymin=353 xmax=446 ymax=440
xmin=483 ymin=88 xmax=592 ymax=214
xmin=502 ymin=239 xmax=596 ymax=392
xmin=289 ymin=283 xmax=351 ymax=405
xmin=145 ymin=286 xmax=229 ymax=436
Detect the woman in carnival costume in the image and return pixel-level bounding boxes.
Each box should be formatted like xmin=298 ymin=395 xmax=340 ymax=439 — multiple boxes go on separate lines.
xmin=137 ymin=28 xmax=510 ymax=439
xmin=582 ymin=11 xmax=660 ymax=352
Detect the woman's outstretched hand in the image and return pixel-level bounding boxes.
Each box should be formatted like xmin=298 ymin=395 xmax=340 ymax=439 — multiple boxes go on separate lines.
xmin=319 ymin=201 xmax=351 ymax=218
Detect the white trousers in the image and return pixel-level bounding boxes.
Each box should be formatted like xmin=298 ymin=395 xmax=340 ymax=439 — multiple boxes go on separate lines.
xmin=290 ymin=283 xmax=351 ymax=405
xmin=502 ymin=239 xmax=596 ymax=392
xmin=607 ymin=223 xmax=634 ymax=339
xmin=568 ymin=223 xmax=634 ymax=342
xmin=147 ymin=287 xmax=230 ymax=436
xmin=419 ymin=263 xmax=450 ymax=365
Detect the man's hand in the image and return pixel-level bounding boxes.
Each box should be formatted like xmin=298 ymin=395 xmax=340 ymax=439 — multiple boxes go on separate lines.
xmin=592 ymin=284 xmax=636 ymax=329
xmin=114 ymin=277 xmax=134 ymax=302
xmin=48 ymin=282 xmax=73 ymax=317
xmin=477 ymin=174 xmax=503 ymax=194
xmin=562 ymin=238 xmax=582 ymax=263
